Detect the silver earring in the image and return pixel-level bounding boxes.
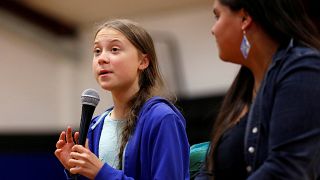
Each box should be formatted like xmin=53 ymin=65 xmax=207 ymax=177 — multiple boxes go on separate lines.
xmin=240 ymin=30 xmax=251 ymax=59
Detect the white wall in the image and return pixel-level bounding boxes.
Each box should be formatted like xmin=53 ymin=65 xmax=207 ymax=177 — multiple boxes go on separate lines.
xmin=0 ymin=9 xmax=78 ymax=133
xmin=139 ymin=5 xmax=239 ymax=96
xmin=0 ymin=4 xmax=239 ymax=133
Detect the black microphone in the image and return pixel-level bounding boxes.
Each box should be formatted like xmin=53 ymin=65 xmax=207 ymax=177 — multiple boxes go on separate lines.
xmin=78 ymin=89 xmax=100 ymax=146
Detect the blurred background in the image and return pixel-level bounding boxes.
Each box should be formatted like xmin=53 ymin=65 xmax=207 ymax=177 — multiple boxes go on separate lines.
xmin=0 ymin=0 xmax=318 ymax=179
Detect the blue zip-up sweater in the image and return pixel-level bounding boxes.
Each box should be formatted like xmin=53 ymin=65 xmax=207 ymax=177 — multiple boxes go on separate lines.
xmin=75 ymin=96 xmax=189 ymax=180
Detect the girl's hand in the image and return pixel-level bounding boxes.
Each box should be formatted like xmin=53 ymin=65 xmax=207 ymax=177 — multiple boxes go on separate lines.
xmin=69 ymin=145 xmax=104 ymax=179
xmin=54 ymin=126 xmax=79 ymax=170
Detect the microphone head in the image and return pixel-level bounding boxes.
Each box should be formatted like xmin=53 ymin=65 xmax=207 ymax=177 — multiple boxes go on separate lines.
xmin=81 ymin=89 xmax=100 ymax=107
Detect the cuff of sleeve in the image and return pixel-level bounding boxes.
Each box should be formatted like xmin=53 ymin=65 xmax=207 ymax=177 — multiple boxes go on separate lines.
xmin=95 ymin=163 xmax=121 ymax=180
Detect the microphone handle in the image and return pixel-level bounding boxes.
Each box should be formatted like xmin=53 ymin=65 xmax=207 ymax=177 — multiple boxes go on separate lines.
xmin=78 ymin=104 xmax=95 ymax=145
xmin=72 ymin=104 xmax=95 ymax=179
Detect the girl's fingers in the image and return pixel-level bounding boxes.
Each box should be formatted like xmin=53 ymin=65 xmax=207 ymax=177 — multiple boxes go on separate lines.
xmin=56 ymin=140 xmax=66 ymax=149
xmin=72 ymin=145 xmax=87 ymax=153
xmin=69 ymin=145 xmax=96 ymax=163
xmin=66 ymin=126 xmax=73 ymax=143
xmin=70 ymin=146 xmax=91 ymax=161
xmin=74 ymin=132 xmax=79 ymax=143
xmin=69 ymin=167 xmax=77 ymax=174
xmin=69 ymin=158 xmax=85 ymax=167
xmin=54 ymin=149 xmax=62 ymax=156
xmin=70 ymin=152 xmax=79 ymax=160
xmin=85 ymin=139 xmax=89 ymax=149
xmin=59 ymin=131 xmax=66 ymax=141
xmin=69 ymin=166 xmax=82 ymax=175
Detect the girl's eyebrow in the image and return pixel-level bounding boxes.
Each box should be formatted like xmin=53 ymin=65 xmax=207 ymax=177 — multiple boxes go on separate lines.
xmin=94 ymin=38 xmax=122 ymax=45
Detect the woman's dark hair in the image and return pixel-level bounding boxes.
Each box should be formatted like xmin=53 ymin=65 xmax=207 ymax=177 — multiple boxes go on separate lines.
xmin=206 ymin=66 xmax=254 ymax=172
xmin=206 ymin=0 xmax=320 ymax=174
xmin=95 ymin=19 xmax=173 ymax=169
xmin=220 ymin=0 xmax=320 ymax=48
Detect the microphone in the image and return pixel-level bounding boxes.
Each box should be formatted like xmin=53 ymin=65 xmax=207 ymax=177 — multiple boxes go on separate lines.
xmin=72 ymin=89 xmax=100 ymax=180
xmin=78 ymin=89 xmax=100 ymax=146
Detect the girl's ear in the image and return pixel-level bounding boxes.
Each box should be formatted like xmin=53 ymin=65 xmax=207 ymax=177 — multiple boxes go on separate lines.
xmin=138 ymin=54 xmax=149 ymax=70
xmin=239 ymin=9 xmax=252 ymax=30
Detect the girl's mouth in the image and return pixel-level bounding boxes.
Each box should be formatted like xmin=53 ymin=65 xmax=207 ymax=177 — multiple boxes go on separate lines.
xmin=99 ymin=69 xmax=111 ymax=75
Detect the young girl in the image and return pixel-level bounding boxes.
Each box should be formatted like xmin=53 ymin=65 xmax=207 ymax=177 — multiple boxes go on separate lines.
xmin=55 ymin=19 xmax=190 ymax=180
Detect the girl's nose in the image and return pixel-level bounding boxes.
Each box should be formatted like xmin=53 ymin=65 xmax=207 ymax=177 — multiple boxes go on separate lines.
xmin=97 ymin=52 xmax=110 ymax=65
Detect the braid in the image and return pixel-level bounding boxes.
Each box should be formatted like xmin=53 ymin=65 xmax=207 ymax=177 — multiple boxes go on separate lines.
xmin=118 ymin=87 xmax=151 ymax=169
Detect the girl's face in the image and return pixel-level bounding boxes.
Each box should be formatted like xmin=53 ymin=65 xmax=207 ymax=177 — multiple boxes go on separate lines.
xmin=92 ymin=28 xmax=148 ymax=93
xmin=211 ymin=0 xmax=244 ymax=64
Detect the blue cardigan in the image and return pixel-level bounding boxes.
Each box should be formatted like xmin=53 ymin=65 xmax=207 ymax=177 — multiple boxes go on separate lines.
xmin=244 ymin=40 xmax=320 ymax=179
xmin=195 ymin=39 xmax=320 ymax=179
xmin=76 ymin=96 xmax=189 ymax=179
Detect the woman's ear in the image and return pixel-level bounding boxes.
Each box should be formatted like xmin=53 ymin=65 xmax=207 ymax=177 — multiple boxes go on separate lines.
xmin=138 ymin=54 xmax=149 ymax=70
xmin=239 ymin=9 xmax=252 ymax=30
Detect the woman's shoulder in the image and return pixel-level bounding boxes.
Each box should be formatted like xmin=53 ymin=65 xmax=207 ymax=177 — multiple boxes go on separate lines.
xmin=287 ymin=42 xmax=320 ymax=63
xmin=275 ymin=41 xmax=320 ymax=76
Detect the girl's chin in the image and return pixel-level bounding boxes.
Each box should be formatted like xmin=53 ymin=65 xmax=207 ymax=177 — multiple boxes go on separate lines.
xmin=99 ymin=84 xmax=112 ymax=91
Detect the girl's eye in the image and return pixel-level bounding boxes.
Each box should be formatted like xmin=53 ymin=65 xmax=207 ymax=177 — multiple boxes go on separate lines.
xmin=94 ymin=48 xmax=101 ymax=55
xmin=111 ymin=47 xmax=120 ymax=53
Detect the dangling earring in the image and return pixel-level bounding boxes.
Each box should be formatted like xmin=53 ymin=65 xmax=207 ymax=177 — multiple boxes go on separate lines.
xmin=240 ymin=30 xmax=251 ymax=59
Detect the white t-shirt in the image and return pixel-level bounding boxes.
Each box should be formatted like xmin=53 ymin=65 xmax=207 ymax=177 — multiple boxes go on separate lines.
xmin=98 ymin=111 xmax=126 ymax=169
